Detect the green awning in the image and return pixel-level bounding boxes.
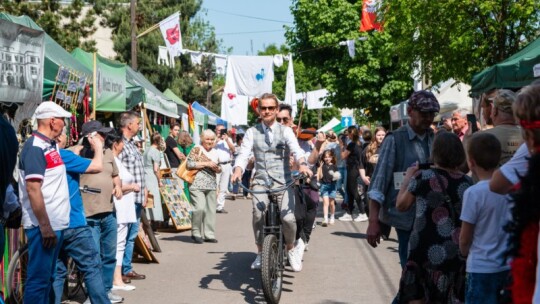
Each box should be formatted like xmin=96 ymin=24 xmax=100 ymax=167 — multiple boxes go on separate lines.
xmin=71 ymin=48 xmax=126 ymax=112
xmin=126 ymin=67 xmax=178 ymax=118
xmin=0 ymin=13 xmax=93 ymax=100
xmin=471 ymin=37 xmax=540 ymax=96
xmin=163 ymin=88 xmax=189 ymax=110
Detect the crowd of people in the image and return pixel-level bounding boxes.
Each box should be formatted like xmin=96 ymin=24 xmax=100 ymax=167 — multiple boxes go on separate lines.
xmin=0 ymin=81 xmax=539 ymax=303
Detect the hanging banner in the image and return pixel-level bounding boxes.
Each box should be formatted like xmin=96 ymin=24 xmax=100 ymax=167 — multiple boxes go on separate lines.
xmin=284 ymin=55 xmax=297 ymax=118
xmin=0 ymin=19 xmax=44 ymax=103
xmin=95 ymin=56 xmax=126 ymax=112
xmin=220 ymin=92 xmax=248 ymax=126
xmin=159 ymin=12 xmax=183 ymax=57
xmin=360 ymin=0 xmax=383 ymax=32
xmin=226 ymin=55 xmax=274 ymax=97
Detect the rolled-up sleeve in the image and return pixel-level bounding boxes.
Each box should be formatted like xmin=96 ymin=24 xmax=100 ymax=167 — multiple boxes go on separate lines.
xmin=367 ymin=135 xmax=396 ymax=205
xmin=283 ymin=127 xmax=306 ymax=162
xmin=233 ymin=128 xmax=254 ymax=174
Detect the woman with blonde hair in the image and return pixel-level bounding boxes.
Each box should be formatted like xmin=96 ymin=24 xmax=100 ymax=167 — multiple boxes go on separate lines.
xmin=187 ymin=129 xmax=222 ymax=243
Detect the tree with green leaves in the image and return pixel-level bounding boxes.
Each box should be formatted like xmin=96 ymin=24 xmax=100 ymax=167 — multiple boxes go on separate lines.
xmin=1 ymin=0 xmax=98 ymax=52
xmin=103 ymin=0 xmax=223 ymax=108
xmin=381 ymin=0 xmax=540 ymax=86
xmin=286 ymin=0 xmax=413 ymax=123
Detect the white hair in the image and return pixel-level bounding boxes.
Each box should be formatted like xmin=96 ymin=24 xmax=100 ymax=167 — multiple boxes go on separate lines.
xmin=453 ymin=108 xmax=470 ymax=118
xmin=200 ymin=129 xmax=216 ymax=143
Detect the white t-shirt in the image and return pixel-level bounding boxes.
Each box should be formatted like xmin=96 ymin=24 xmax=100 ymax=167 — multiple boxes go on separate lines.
xmin=460 ymin=180 xmax=511 ymax=273
xmin=499 ymin=143 xmax=530 ymax=185
xmin=18 ymin=132 xmax=70 ymax=230
xmin=113 ymin=158 xmax=137 ymax=224
xmin=215 ymin=138 xmax=233 ymax=163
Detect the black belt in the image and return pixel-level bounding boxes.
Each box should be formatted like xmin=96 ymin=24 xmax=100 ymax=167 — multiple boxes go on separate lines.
xmin=219 ymin=161 xmax=232 ymax=165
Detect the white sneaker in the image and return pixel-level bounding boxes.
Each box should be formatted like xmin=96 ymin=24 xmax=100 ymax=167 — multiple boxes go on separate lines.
xmin=329 ymin=217 xmax=335 ymax=225
xmin=112 ymin=284 xmax=136 ymax=291
xmin=322 ymin=220 xmax=328 ymax=227
xmin=251 ymin=253 xmax=262 ymax=270
xmin=304 ymin=242 xmax=309 ymax=251
xmin=339 ymin=213 xmax=353 ymax=221
xmin=354 ymin=213 xmax=369 ymax=222
xmin=295 ymin=238 xmax=305 ymax=261
xmin=287 ymin=248 xmax=303 ymax=272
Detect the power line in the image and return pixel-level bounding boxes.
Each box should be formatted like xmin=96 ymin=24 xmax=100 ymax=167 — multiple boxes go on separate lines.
xmin=205 ymin=8 xmax=294 ymax=24
xmin=216 ymin=29 xmax=285 ymax=36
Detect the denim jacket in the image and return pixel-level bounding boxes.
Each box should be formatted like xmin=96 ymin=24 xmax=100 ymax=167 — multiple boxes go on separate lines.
xmin=367 ymin=124 xmax=433 ymax=231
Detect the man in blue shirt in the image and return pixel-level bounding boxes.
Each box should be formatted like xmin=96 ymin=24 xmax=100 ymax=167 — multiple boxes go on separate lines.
xmin=52 ymin=132 xmax=112 ymax=304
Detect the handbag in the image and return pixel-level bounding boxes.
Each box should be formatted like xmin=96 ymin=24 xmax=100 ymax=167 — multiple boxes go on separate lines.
xmin=175 ymin=148 xmax=204 ymax=184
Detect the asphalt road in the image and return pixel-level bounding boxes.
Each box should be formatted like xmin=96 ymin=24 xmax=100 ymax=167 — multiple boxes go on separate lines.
xmin=72 ymin=196 xmax=402 ymax=304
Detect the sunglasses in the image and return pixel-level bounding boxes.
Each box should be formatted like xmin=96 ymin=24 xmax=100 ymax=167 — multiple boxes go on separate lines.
xmin=260 ymin=106 xmax=276 ymax=111
xmin=276 ymin=117 xmax=289 ymax=123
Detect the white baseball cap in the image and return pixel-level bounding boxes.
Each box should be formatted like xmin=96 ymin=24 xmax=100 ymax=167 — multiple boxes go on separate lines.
xmin=34 ymin=102 xmax=72 ymax=119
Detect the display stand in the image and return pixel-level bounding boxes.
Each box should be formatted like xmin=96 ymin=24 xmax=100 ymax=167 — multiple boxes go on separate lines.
xmin=160 ymin=177 xmax=193 ymax=231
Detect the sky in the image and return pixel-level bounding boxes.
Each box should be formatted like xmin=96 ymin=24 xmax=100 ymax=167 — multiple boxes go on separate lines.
xmin=200 ymin=0 xmax=294 ymax=55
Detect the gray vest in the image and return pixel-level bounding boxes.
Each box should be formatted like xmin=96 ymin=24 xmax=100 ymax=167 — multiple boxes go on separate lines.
xmin=380 ymin=125 xmax=433 ymax=231
xmin=251 ymin=123 xmax=291 ymax=186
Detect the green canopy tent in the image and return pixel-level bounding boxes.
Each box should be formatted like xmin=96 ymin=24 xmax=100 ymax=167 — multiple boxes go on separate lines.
xmin=471 ymin=37 xmax=540 ymax=96
xmin=71 ymin=48 xmax=126 ymax=112
xmin=163 ymin=88 xmax=189 ymax=114
xmin=126 ymin=67 xmax=178 ymax=119
xmin=0 ymin=13 xmax=93 ymax=100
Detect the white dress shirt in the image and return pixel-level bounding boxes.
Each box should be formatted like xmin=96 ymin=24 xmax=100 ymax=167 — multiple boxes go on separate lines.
xmin=234 ymin=122 xmax=306 ymax=173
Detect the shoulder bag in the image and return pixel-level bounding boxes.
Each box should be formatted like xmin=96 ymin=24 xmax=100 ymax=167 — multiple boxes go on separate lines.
xmin=176 ymin=148 xmax=203 ymax=184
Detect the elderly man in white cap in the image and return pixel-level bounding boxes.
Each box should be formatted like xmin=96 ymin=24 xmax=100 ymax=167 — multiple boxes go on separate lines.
xmin=18 ymin=101 xmax=72 ymax=303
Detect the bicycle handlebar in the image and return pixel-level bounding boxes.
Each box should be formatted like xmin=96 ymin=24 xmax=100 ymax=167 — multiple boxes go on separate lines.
xmin=235 ymin=171 xmax=307 ymax=194
xmin=79 ymin=185 xmax=101 ymax=194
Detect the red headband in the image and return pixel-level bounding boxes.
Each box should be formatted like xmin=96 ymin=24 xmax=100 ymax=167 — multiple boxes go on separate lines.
xmin=520 ymin=120 xmax=540 ymax=130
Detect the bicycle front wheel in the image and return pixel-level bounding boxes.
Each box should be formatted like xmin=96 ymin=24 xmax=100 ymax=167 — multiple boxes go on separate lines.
xmin=261 ymin=234 xmax=283 ymax=304
xmin=6 ymin=245 xmax=29 ymax=304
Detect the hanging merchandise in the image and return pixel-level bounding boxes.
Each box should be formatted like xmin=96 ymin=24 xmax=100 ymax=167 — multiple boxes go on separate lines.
xmin=190 ymin=52 xmax=203 ymax=66
xmin=284 ymin=54 xmax=298 ymax=118
xmin=157 ymin=46 xmax=170 ymax=66
xmin=306 ymin=89 xmax=330 ymax=110
xmin=273 ymin=54 xmax=284 ymax=67
xmin=159 ymin=12 xmax=183 ymax=57
xmin=181 ymin=113 xmax=189 ymax=132
xmin=226 ymin=55 xmax=274 ymax=97
xmin=214 ymin=55 xmax=227 ymax=75
xmin=220 ymin=92 xmax=249 ymax=126
xmin=346 ymin=40 xmax=356 ymax=58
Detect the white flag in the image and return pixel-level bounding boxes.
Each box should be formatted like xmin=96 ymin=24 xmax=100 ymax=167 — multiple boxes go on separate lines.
xmin=306 ymin=89 xmax=330 ymax=110
xmin=159 ymin=12 xmax=183 ymax=57
xmin=284 ymin=54 xmax=297 ymax=118
xmin=220 ymin=92 xmax=249 ymax=126
xmin=227 ymin=55 xmax=274 ymax=97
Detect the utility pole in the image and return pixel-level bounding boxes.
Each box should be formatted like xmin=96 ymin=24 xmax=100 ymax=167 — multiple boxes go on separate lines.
xmin=206 ymin=69 xmax=213 ymax=108
xmin=130 ymin=0 xmax=137 ymax=70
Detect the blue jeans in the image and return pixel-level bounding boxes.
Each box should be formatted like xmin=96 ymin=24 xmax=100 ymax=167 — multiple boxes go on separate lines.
xmin=396 ymin=228 xmax=411 ymax=269
xmin=319 ymin=182 xmax=337 ymax=198
xmin=466 ymin=271 xmax=509 ymax=303
xmin=337 ymin=166 xmax=347 ymax=202
xmin=87 ymin=213 xmax=117 ymax=292
xmin=53 ymin=226 xmax=108 ymax=304
xmin=24 ymin=227 xmax=64 ymax=304
xmin=122 ymin=203 xmax=142 ymax=275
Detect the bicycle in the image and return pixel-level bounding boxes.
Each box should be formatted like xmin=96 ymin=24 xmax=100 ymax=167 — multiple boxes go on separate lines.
xmin=237 ymin=171 xmax=305 ymax=304
xmin=6 ymin=185 xmax=100 ymax=304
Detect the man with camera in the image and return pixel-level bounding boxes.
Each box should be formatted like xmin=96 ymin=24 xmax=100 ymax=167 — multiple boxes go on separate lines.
xmin=215 ymin=124 xmax=235 ymax=213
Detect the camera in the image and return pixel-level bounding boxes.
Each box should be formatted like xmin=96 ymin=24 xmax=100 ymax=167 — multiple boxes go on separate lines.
xmin=219 ymin=129 xmax=227 ymax=136
xmin=418 ymin=162 xmax=433 ymax=170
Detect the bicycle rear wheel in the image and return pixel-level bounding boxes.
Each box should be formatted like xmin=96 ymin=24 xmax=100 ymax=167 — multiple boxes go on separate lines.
xmin=261 ymin=234 xmax=283 ymax=304
xmin=6 ymin=245 xmax=29 ymax=304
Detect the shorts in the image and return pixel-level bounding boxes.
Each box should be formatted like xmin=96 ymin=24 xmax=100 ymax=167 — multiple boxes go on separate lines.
xmin=319 ymin=182 xmax=336 ymax=199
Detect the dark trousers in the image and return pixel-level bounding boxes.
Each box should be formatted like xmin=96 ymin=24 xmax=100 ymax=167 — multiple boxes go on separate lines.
xmin=294 ymin=185 xmax=318 ymax=244
xmin=241 ymin=170 xmax=252 ymax=197
xmin=346 ymin=167 xmax=365 ymax=214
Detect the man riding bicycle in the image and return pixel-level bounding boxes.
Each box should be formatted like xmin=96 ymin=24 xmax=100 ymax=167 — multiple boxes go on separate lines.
xmin=231 ymin=93 xmax=312 ymax=272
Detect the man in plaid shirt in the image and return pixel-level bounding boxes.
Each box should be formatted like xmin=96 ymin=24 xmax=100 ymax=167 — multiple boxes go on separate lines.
xmin=117 ymin=111 xmax=147 ymax=282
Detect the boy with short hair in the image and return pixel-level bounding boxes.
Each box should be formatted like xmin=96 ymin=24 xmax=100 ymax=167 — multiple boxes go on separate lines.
xmin=460 ymin=132 xmax=510 ymax=303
